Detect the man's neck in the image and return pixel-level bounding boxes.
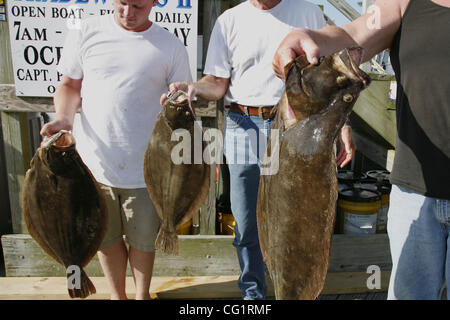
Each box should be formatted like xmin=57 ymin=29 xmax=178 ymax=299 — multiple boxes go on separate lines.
xmin=250 ymin=0 xmax=282 ymax=10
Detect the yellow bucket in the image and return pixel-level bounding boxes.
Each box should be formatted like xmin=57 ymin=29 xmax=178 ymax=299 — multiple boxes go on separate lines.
xmin=337 ymin=188 xmax=381 ymax=234
xmin=365 ymin=170 xmax=391 ymax=234
xmin=176 ymin=219 xmax=193 ymax=235
xmin=218 ymin=212 xmax=235 ymax=236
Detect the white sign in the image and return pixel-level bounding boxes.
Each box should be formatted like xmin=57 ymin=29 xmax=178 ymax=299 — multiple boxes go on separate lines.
xmin=152 ymin=0 xmax=197 ymax=81
xmin=7 ymin=0 xmax=198 ymax=97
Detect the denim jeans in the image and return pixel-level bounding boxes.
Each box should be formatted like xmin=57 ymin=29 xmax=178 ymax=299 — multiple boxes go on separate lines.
xmin=224 ymin=111 xmax=273 ymax=299
xmin=387 ymin=184 xmax=450 ymax=299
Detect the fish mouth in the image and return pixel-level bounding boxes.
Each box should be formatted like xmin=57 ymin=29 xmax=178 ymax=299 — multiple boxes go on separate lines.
xmin=334 ymin=47 xmax=371 ymax=89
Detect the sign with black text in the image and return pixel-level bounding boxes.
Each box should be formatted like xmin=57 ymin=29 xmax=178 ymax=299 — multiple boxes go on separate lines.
xmin=7 ymin=0 xmax=198 ymax=97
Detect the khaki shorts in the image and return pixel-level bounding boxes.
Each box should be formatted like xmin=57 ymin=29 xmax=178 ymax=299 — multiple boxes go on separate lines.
xmin=98 ymin=184 xmax=161 ymax=252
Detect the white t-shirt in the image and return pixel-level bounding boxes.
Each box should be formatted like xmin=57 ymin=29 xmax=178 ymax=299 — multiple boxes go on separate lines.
xmin=204 ymin=0 xmax=326 ymax=106
xmin=58 ymin=15 xmax=192 ymax=188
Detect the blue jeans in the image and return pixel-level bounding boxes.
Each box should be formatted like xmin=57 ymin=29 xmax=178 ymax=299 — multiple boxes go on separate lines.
xmin=387 ymin=184 xmax=450 ymax=299
xmin=224 ymin=111 xmax=273 ymax=299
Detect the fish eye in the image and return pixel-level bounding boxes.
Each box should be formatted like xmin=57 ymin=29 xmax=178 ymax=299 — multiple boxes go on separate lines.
xmin=343 ymin=94 xmax=354 ymax=103
xmin=318 ymin=56 xmax=325 ymax=64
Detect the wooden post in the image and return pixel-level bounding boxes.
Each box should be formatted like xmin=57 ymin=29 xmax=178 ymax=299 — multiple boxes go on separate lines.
xmin=0 ymin=113 xmax=31 ymax=234
xmin=327 ymin=0 xmax=361 ymax=21
xmin=0 ymin=2 xmax=32 ymax=234
xmin=197 ymin=0 xmax=224 ymax=235
xmin=0 ymin=4 xmax=13 ymax=240
xmin=0 ymin=1 xmax=13 ymax=85
xmin=362 ymin=0 xmax=376 ymax=13
xmin=0 ymin=121 xmax=12 ymax=239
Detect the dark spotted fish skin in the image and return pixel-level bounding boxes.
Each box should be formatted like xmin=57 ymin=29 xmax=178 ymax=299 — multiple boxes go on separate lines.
xmin=22 ymin=131 xmax=108 ymax=299
xmin=257 ymin=48 xmax=370 ymax=300
xmin=144 ymin=92 xmax=210 ymax=255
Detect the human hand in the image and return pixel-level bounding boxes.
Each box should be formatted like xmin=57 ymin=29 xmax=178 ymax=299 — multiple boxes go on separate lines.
xmin=40 ymin=117 xmax=73 ymax=145
xmin=160 ymin=82 xmax=196 ymax=106
xmin=337 ymin=125 xmax=356 ymax=168
xmin=272 ymin=28 xmax=320 ymax=80
xmin=161 ymin=81 xmax=198 ymax=116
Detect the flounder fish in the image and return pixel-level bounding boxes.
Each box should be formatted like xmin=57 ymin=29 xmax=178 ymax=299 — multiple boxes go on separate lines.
xmin=22 ymin=130 xmax=108 ymax=299
xmin=144 ymin=91 xmax=210 ymax=255
xmin=257 ymin=48 xmax=370 ymax=299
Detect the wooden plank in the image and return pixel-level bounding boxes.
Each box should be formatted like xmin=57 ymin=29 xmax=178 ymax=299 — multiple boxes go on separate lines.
xmin=199 ymin=163 xmax=217 ymax=235
xmin=196 ymin=99 xmax=217 ymax=118
xmin=362 ymin=0 xmax=376 ymax=13
xmin=0 ymin=114 xmax=12 ymax=236
xmin=0 ymin=4 xmax=14 ymax=85
xmin=353 ymin=78 xmax=397 ymax=147
xmin=0 ymin=276 xmax=240 ymax=300
xmin=0 ymin=272 xmax=389 ymax=299
xmin=322 ymin=271 xmax=390 ymax=295
xmin=198 ymin=116 xmax=218 ymax=235
xmin=0 ymin=84 xmax=216 ymax=117
xmin=0 ymin=85 xmax=54 ymax=113
xmin=2 ymin=234 xmax=391 ymax=277
xmin=352 ymin=130 xmax=394 ymax=170
xmin=2 ymin=234 xmax=240 ymax=277
xmin=0 ymin=113 xmax=31 ymax=234
xmin=327 ymin=0 xmax=361 ymax=21
xmin=329 ymin=234 xmax=391 ymax=272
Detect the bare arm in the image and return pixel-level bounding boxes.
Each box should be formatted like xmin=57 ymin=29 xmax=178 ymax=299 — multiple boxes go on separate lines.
xmin=273 ymin=0 xmax=409 ymax=78
xmin=40 ymin=76 xmax=82 ymax=137
xmin=191 ymin=75 xmax=230 ymax=101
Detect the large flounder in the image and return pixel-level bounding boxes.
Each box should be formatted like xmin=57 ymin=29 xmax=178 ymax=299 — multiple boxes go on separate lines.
xmin=22 ymin=130 xmax=108 ymax=299
xmin=257 ymin=48 xmax=370 ymax=300
xmin=144 ymin=91 xmax=210 ymax=255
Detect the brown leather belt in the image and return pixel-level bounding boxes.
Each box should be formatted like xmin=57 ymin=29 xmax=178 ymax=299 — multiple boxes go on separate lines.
xmin=225 ymin=103 xmax=274 ymax=119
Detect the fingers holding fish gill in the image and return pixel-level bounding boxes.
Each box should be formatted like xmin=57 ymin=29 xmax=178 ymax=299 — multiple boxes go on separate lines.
xmin=273 ymin=28 xmax=320 ymax=81
xmin=39 ymin=118 xmax=73 ymax=146
xmin=161 ymin=81 xmax=195 ymax=106
xmin=161 ymin=82 xmax=186 ymax=106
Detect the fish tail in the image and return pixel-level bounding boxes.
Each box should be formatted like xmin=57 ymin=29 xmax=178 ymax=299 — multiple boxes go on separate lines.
xmin=67 ymin=268 xmax=96 ymax=299
xmin=155 ymin=227 xmax=179 ymax=255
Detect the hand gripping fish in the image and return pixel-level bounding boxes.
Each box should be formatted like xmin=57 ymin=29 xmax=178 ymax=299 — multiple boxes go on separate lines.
xmin=257 ymin=48 xmax=370 ymax=299
xmin=22 ymin=130 xmax=108 ymax=299
xmin=144 ymin=91 xmax=210 ymax=255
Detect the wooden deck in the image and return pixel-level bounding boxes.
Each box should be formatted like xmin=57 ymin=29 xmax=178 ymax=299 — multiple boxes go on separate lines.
xmin=0 ymin=276 xmax=387 ymax=300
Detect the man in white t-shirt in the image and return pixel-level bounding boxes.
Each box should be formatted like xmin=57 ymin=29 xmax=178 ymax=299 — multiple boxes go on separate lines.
xmin=40 ymin=0 xmax=192 ymax=300
xmin=165 ymin=0 xmax=355 ymax=299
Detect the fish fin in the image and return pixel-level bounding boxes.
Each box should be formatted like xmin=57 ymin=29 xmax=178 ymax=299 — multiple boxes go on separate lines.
xmin=283 ymin=55 xmax=311 ymax=126
xmin=285 ymin=56 xmax=308 ymax=99
xmin=67 ymin=268 xmax=96 ymax=299
xmin=270 ymin=103 xmax=279 ymax=118
xmin=155 ymin=227 xmax=179 ymax=255
xmin=284 ymin=55 xmax=309 ymax=83
xmin=283 ymin=60 xmax=295 ymax=82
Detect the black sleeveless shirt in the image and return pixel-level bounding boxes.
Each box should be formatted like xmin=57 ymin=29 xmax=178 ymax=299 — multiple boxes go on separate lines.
xmin=389 ymin=0 xmax=450 ymax=199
